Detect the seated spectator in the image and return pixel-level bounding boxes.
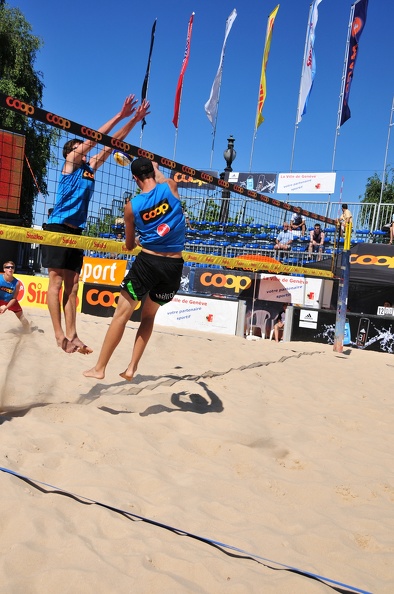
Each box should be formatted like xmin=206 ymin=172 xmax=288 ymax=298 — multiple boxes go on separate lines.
xmin=183 ymin=207 xmax=194 ymax=230
xmin=389 ymin=214 xmax=394 ymax=244
xmin=309 ymin=223 xmax=325 ymax=260
xmin=273 ymin=303 xmax=288 ymax=343
xmin=290 ymin=211 xmax=306 ymax=236
xmin=274 ymin=223 xmax=293 ymax=251
xmin=337 ymin=203 xmax=352 ymax=237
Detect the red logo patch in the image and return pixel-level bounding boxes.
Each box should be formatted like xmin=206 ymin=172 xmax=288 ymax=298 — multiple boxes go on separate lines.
xmin=157 ymin=224 xmax=170 ymax=237
xmin=17 ymin=281 xmax=25 ymax=301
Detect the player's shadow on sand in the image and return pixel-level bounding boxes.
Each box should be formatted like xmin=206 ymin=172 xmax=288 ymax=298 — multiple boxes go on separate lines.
xmin=140 ymin=381 xmax=223 ymax=417
xmin=0 ymin=403 xmax=49 ymax=424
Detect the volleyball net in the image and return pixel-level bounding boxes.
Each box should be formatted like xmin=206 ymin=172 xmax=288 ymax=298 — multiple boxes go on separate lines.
xmin=0 ymin=92 xmax=337 ymax=277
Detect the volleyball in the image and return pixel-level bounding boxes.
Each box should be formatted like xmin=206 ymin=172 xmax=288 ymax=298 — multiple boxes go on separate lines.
xmin=112 ymin=150 xmax=133 ymax=167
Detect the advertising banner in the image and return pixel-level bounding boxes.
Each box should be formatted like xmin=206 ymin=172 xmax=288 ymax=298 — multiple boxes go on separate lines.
xmin=277 ymin=172 xmax=336 ymax=194
xmin=81 ymin=283 xmax=142 ymax=321
xmin=226 ymin=171 xmax=277 ymax=194
xmin=192 ymin=269 xmax=255 ymax=298
xmin=16 ymin=274 xmax=83 ymax=312
xmin=80 ymin=257 xmax=127 ymax=286
xmin=290 ymin=307 xmax=394 ymax=353
xmin=155 ymin=294 xmax=239 ymax=335
xmin=170 ymin=170 xmax=218 ymax=191
xmin=258 ymin=273 xmax=323 ymax=308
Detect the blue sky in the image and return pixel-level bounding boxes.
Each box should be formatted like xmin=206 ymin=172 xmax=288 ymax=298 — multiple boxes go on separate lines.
xmin=7 ymin=0 xmax=394 ymax=204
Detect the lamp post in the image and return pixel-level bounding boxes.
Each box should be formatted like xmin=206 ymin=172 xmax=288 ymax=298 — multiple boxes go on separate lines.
xmin=219 ymin=135 xmax=236 ymax=223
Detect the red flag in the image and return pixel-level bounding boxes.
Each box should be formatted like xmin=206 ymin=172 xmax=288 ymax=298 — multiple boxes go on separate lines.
xmin=172 ymin=12 xmax=194 ymax=129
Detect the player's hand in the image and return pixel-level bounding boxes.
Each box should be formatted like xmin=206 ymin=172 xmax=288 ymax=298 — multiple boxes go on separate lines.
xmin=134 ymin=99 xmax=151 ymax=121
xmin=120 ymin=94 xmax=138 ymax=119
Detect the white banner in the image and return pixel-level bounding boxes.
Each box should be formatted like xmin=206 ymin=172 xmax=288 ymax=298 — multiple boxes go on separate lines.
xmin=277 ymin=172 xmax=336 ymax=194
xmin=155 ymin=295 xmax=239 ymax=335
xmin=258 ymin=273 xmax=323 ymax=309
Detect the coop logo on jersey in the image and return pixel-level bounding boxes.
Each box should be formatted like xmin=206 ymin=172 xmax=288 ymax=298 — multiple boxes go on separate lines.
xmin=140 ymin=199 xmax=172 ymax=224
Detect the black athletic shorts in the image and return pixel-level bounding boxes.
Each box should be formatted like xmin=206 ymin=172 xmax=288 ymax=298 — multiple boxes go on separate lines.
xmin=41 ymin=223 xmax=84 ymax=273
xmin=121 ymin=251 xmax=184 ymax=305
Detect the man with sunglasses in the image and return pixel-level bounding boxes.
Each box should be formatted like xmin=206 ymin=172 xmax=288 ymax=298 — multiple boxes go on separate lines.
xmin=41 ymin=95 xmax=150 ymax=354
xmin=0 ymin=261 xmax=30 ymax=331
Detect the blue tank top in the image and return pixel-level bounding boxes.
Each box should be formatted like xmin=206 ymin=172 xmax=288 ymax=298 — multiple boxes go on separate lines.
xmin=49 ymin=162 xmax=95 ymax=228
xmin=0 ymin=274 xmax=18 ymax=303
xmin=131 ymin=183 xmax=185 ymax=252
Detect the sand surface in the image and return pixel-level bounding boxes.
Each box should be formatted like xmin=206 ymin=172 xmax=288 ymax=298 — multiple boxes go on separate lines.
xmin=0 ymin=308 xmax=393 ymax=593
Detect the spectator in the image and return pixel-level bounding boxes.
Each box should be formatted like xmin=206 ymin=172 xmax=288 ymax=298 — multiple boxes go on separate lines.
xmin=273 ymin=303 xmax=288 ymax=343
xmin=183 ymin=207 xmax=194 ymax=230
xmin=309 ymin=223 xmax=325 ymax=260
xmin=389 ymin=214 xmax=394 ymax=244
xmin=337 ymin=203 xmax=352 ymax=237
xmin=274 ymin=223 xmax=293 ymax=251
xmin=290 ymin=211 xmax=306 ymax=236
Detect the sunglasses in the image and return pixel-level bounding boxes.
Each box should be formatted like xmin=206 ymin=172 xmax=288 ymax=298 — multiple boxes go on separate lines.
xmin=4 ymin=265 xmax=15 ymax=269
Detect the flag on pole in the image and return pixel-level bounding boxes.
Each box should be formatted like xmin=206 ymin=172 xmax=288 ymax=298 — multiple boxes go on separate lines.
xmin=141 ymin=18 xmax=157 ymax=130
xmin=172 ymin=12 xmax=195 ymax=129
xmin=255 ymin=5 xmax=280 ymax=129
xmin=204 ymin=8 xmax=237 ymax=126
xmin=339 ymin=0 xmax=369 ymax=126
xmin=296 ymin=0 xmax=323 ymax=125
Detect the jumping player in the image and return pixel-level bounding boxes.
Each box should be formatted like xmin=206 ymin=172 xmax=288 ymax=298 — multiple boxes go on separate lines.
xmin=84 ymin=158 xmax=185 ymax=380
xmin=42 ymin=95 xmax=150 ymax=355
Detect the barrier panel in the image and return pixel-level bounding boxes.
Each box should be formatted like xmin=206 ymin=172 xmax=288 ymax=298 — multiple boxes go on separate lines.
xmin=289 ymin=307 xmax=394 ymax=353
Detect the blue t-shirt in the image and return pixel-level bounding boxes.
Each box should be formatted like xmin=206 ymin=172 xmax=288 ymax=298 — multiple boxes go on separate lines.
xmin=131 ymin=183 xmax=185 ymax=252
xmin=49 ymin=162 xmax=95 ymax=228
xmin=0 ymin=274 xmax=18 ymax=303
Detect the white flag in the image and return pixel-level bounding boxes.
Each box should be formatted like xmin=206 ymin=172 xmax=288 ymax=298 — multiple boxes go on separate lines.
xmin=204 ymin=8 xmax=237 ymax=126
xmin=296 ymin=0 xmax=323 ymax=124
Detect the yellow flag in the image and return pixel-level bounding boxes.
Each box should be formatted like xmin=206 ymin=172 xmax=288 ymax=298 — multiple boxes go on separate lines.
xmin=256 ymin=5 xmax=280 ymax=129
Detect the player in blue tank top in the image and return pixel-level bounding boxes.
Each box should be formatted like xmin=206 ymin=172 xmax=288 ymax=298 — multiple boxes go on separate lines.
xmin=84 ymin=159 xmax=186 ymax=381
xmin=41 ymin=95 xmax=150 ymax=355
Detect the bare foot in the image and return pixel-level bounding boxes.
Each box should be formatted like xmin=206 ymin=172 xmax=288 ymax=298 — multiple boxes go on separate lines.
xmin=83 ymin=367 xmax=105 ymax=379
xmin=60 ymin=337 xmax=78 ymax=353
xmin=119 ymin=370 xmax=134 ymax=382
xmin=68 ymin=336 xmax=93 ymax=355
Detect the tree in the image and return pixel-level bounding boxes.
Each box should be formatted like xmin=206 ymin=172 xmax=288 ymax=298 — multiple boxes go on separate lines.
xmin=0 ymin=2 xmax=59 ymax=225
xmin=359 ymin=168 xmax=394 ymax=229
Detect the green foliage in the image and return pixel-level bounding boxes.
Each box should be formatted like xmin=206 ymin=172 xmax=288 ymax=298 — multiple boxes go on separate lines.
xmin=360 ymin=168 xmax=394 ymax=204
xmin=85 ymin=213 xmax=117 ymax=238
xmin=359 ymin=168 xmax=394 ymax=229
xmin=0 ymin=3 xmax=59 ymax=224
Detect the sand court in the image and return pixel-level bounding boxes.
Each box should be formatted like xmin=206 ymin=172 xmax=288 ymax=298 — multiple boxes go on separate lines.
xmin=0 ymin=308 xmax=393 ymax=593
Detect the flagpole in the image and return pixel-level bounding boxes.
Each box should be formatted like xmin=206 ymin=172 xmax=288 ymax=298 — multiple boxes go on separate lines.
xmin=290 ymin=2 xmax=313 ymax=172
xmin=332 ymin=4 xmax=354 ymax=173
xmin=249 ymin=126 xmax=257 ymax=173
xmin=373 ymin=95 xmax=394 ymax=230
xmin=173 ymin=128 xmax=179 ymax=161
